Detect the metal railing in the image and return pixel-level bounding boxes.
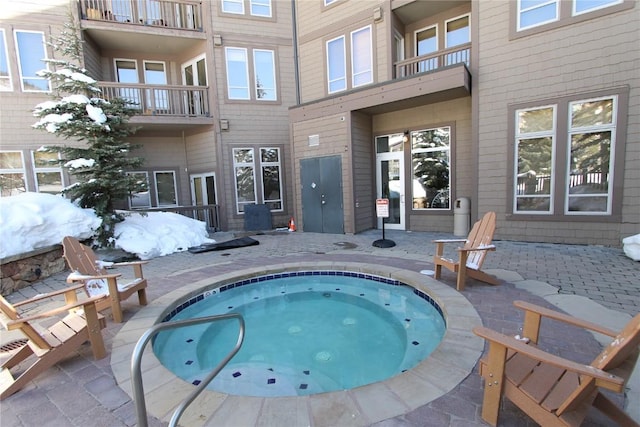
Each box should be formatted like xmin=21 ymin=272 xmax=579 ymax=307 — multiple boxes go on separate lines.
xmin=131 ymin=313 xmax=245 ymax=427
xmin=137 ymin=204 xmax=220 ymax=231
xmin=98 ymin=83 xmax=210 ymax=117
xmin=394 ymin=43 xmax=471 ymax=78
xmin=81 ymin=0 xmax=203 ymax=31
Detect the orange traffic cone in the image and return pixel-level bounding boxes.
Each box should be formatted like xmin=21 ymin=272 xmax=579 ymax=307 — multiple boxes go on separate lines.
xmin=288 ymin=217 xmax=297 ymax=232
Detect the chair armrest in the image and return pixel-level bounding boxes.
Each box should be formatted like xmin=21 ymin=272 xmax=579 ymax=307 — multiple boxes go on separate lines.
xmin=433 ymin=239 xmax=468 ymax=244
xmin=112 ymin=260 xmax=148 ymax=267
xmin=12 ymin=284 xmax=87 ymax=307
xmin=458 ymin=245 xmax=496 ymax=253
xmin=66 ymin=271 xmax=122 ymax=283
xmin=473 ymin=326 xmax=625 ymax=391
xmin=5 ymin=295 xmax=107 ymax=329
xmin=513 ymin=300 xmax=618 ymax=337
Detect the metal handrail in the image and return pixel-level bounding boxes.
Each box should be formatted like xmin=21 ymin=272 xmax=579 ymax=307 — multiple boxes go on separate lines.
xmin=131 ymin=313 xmax=245 ymax=427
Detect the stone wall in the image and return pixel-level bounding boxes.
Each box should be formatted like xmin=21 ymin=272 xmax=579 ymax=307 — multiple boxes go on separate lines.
xmin=0 ymin=246 xmax=66 ymax=296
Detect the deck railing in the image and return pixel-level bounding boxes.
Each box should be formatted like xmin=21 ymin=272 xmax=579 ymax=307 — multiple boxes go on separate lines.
xmin=394 ymin=43 xmax=471 ymax=78
xmin=137 ymin=204 xmax=220 ymax=231
xmin=81 ymin=0 xmax=202 ymax=31
xmin=98 ymin=82 xmax=210 ymax=117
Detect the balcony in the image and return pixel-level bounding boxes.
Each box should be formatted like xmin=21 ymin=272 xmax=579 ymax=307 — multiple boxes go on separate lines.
xmin=79 ymin=0 xmax=206 ymax=54
xmin=395 ymin=43 xmax=471 ymax=78
xmin=80 ymin=0 xmax=202 ymax=30
xmin=98 ymin=82 xmax=214 ymax=129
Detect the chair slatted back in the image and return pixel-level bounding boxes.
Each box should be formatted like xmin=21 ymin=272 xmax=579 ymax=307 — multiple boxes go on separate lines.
xmin=463 ymin=211 xmax=496 ymax=270
xmin=62 ymin=236 xmax=105 ymax=275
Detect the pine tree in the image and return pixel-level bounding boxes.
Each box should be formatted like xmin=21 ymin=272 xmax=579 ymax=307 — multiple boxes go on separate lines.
xmin=32 ymin=16 xmax=146 ymax=248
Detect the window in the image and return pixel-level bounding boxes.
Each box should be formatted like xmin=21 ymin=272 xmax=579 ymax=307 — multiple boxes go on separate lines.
xmin=326 ymin=36 xmax=346 ymax=93
xmin=226 ymin=47 xmax=277 ymax=101
xmin=324 ymin=0 xmax=339 ymax=5
xmin=416 ymin=25 xmax=438 ymax=72
xmin=445 ymin=15 xmax=470 ymax=48
xmin=517 ymin=0 xmax=559 ymax=30
xmin=15 ymin=30 xmax=50 ymax=92
xmin=233 ymin=148 xmax=257 ymax=213
xmin=566 ymin=97 xmax=616 ymax=214
xmin=0 ymin=30 xmax=11 ymax=91
xmin=222 ymin=0 xmax=244 ymax=14
xmin=512 ymin=94 xmax=620 ymax=216
xmin=351 ymin=26 xmax=372 ymax=88
xmin=226 ymin=48 xmax=250 ymax=100
xmin=32 ymin=150 xmax=64 ymax=194
xmin=115 ymin=59 xmax=140 ymax=107
xmin=233 ymin=147 xmax=283 ymax=213
xmin=251 ymin=0 xmax=271 ymax=17
xmin=253 ymin=49 xmax=276 ymax=100
xmin=516 ymin=0 xmax=628 ymax=32
xmin=574 ymin=0 xmax=621 ymax=15
xmin=0 ymin=151 xmax=26 ymax=196
xmin=127 ymin=171 xmax=151 ymax=208
xmin=143 ymin=61 xmax=168 ymax=111
xmin=260 ymin=148 xmax=283 ymax=210
xmin=154 ymin=171 xmax=178 ymax=206
xmin=411 ymin=127 xmax=451 ymax=210
xmin=514 ymin=106 xmax=556 ymax=213
xmin=222 ymin=0 xmax=271 ymax=16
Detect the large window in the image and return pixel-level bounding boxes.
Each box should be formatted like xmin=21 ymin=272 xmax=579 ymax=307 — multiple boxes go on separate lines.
xmin=516 ymin=0 xmax=626 ymax=32
xmin=260 ymin=148 xmax=283 ymax=210
xmin=154 ymin=171 xmax=178 ymax=206
xmin=233 ymin=147 xmax=283 ymax=213
xmin=226 ymin=47 xmax=277 ymax=101
xmin=0 ymin=29 xmax=11 ymax=91
xmin=351 ymin=26 xmax=372 ymax=88
xmin=32 ymin=150 xmax=64 ymax=194
xmin=445 ymin=15 xmax=470 ymax=48
xmin=0 ymin=151 xmax=26 ymax=196
xmin=411 ymin=127 xmax=451 ymax=210
xmin=253 ymin=49 xmax=276 ymax=100
xmin=14 ymin=30 xmax=50 ymax=92
xmin=512 ymin=94 xmax=620 ymax=216
xmin=326 ymin=36 xmax=346 ymax=93
xmin=127 ymin=171 xmax=151 ymax=208
xmin=326 ymin=25 xmax=372 ymax=94
xmin=233 ymin=148 xmax=257 ymax=213
xmin=415 ymin=25 xmax=438 ymax=72
xmin=143 ymin=61 xmax=168 ymax=111
xmin=514 ymin=106 xmax=556 ymax=213
xmin=567 ymin=97 xmax=615 ymax=214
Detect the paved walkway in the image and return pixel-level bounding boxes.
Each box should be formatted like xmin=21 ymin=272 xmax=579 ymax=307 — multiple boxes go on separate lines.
xmin=1 ymin=230 xmax=639 ymax=426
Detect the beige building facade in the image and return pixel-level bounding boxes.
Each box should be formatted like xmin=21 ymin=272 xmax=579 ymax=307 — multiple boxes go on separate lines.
xmin=1 ymin=0 xmax=638 ymax=246
xmin=290 ymin=0 xmax=639 ymax=246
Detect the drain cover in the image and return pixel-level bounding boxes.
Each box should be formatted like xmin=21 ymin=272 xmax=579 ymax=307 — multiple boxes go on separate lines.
xmin=0 ymin=339 xmax=28 ymax=353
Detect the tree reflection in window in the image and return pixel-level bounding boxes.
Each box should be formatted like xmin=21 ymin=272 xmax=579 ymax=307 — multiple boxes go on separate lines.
xmin=411 ymin=127 xmax=450 ymax=209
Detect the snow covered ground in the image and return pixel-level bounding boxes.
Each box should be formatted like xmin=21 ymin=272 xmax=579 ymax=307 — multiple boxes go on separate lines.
xmin=0 ymin=192 xmax=214 ymax=260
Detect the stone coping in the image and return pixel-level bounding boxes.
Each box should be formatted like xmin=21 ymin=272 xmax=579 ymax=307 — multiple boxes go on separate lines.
xmin=111 ymin=262 xmax=483 ymax=427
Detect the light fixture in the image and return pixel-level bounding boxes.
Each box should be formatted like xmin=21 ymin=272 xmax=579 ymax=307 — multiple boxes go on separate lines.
xmin=402 ymin=130 xmax=410 ymax=144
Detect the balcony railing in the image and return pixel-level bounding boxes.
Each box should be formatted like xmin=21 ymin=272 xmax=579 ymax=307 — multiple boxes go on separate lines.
xmin=137 ymin=204 xmax=220 ymax=231
xmin=394 ymin=43 xmax=471 ymax=78
xmin=81 ymin=0 xmax=202 ymax=31
xmin=98 ymin=83 xmax=210 ymax=117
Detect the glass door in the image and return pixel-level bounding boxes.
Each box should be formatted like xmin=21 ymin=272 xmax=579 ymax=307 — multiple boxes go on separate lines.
xmin=182 ymin=55 xmax=207 ymax=115
xmin=376 ymin=134 xmax=405 ymax=230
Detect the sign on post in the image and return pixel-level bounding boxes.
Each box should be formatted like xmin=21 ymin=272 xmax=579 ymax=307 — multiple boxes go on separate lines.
xmin=376 ymin=198 xmax=389 ymax=218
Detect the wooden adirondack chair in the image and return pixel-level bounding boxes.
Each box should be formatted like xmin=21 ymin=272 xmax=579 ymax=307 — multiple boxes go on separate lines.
xmin=432 ymin=211 xmax=499 ymax=291
xmin=62 ymin=236 xmax=148 ymax=323
xmin=473 ymin=300 xmax=640 ymax=427
xmin=0 ymin=284 xmax=107 ymax=399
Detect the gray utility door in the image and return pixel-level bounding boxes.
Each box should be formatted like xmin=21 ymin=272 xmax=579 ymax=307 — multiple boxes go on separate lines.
xmin=300 ymin=155 xmax=344 ymax=233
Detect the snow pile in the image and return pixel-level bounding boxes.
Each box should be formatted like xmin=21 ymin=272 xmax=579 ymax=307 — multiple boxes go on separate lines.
xmin=114 ymin=211 xmax=214 ymax=260
xmin=622 ymin=234 xmax=640 ymax=261
xmin=0 ymin=193 xmax=100 ymax=258
xmin=0 ymin=193 xmax=214 ymax=260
